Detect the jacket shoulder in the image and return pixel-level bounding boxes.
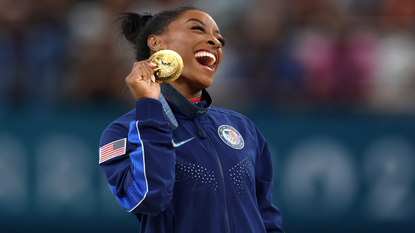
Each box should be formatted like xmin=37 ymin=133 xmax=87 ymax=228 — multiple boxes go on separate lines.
xmin=209 ymin=106 xmax=255 ymax=132
xmin=100 ymin=109 xmax=135 ymax=146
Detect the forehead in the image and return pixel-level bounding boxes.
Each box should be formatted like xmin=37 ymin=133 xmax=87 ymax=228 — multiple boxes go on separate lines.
xmin=171 ymin=10 xmax=219 ymax=29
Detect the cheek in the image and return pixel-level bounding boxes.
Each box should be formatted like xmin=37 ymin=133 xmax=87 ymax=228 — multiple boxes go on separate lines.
xmin=165 ymin=35 xmax=192 ymax=54
xmin=169 ymin=45 xmax=194 ymax=68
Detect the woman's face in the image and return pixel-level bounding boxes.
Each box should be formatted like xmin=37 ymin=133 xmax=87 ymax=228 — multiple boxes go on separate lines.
xmin=158 ymin=10 xmax=224 ymax=91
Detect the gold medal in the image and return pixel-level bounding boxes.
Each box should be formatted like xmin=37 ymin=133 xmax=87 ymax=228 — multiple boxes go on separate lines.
xmin=148 ymin=50 xmax=184 ymax=83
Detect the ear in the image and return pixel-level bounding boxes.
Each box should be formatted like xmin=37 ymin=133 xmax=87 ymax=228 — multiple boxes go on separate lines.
xmin=147 ymin=35 xmax=163 ymax=52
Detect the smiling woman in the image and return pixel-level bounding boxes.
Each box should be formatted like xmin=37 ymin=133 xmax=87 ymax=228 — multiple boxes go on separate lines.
xmin=98 ymin=6 xmax=284 ymax=233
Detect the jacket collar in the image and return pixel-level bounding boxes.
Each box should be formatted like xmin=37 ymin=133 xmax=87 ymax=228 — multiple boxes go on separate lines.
xmin=160 ymin=83 xmax=212 ymax=117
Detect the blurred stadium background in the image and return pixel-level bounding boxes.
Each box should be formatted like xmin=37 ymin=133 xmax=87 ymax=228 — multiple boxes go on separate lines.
xmin=1 ymin=0 xmax=415 ymax=232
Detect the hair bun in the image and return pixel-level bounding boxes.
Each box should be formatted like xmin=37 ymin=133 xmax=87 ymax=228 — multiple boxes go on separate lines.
xmin=141 ymin=14 xmax=153 ymax=26
xmin=120 ymin=13 xmax=150 ymax=44
xmin=118 ymin=6 xmax=197 ymax=61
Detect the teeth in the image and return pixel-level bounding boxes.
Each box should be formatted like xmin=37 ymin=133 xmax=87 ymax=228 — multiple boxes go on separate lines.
xmin=194 ymin=51 xmax=216 ymax=66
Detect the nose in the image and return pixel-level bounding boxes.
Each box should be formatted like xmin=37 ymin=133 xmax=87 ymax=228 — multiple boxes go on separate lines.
xmin=206 ymin=35 xmax=221 ymax=47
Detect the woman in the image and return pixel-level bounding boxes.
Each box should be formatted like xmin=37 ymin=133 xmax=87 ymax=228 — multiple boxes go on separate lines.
xmin=99 ymin=6 xmax=284 ymax=233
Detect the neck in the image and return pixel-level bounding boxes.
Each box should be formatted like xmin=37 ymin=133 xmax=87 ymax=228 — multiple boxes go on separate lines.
xmin=170 ymin=81 xmax=203 ymax=100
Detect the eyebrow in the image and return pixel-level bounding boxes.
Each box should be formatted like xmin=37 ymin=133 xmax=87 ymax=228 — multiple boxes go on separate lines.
xmin=185 ymin=18 xmax=221 ymax=34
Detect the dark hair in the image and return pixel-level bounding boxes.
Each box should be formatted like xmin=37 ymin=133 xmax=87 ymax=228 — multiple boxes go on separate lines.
xmin=120 ymin=6 xmax=199 ymax=61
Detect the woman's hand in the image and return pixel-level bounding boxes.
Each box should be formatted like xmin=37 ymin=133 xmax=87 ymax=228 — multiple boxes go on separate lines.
xmin=125 ymin=61 xmax=160 ymax=100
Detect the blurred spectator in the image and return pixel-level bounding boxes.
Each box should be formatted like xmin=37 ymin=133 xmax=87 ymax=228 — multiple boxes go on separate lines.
xmin=367 ymin=32 xmax=415 ymax=113
xmin=191 ymin=0 xmax=251 ymax=30
xmin=361 ymin=0 xmax=415 ymax=113
xmin=1 ymin=0 xmax=415 ymax=114
xmin=63 ymin=0 xmax=137 ymax=104
xmin=345 ymin=26 xmax=378 ymax=104
xmin=129 ymin=0 xmax=193 ymax=14
xmin=292 ymin=26 xmax=336 ymax=105
xmin=381 ymin=0 xmax=415 ymax=29
xmin=0 ymin=0 xmax=72 ymax=107
xmin=63 ymin=0 xmax=191 ymax=104
xmin=224 ymin=0 xmax=290 ymax=109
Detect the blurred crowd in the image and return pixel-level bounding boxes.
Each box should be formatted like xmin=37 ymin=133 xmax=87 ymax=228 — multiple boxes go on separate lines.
xmin=1 ymin=0 xmax=415 ymax=114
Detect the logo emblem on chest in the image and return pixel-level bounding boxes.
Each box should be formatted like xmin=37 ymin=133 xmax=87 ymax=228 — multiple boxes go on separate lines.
xmin=218 ymin=125 xmax=244 ymax=149
xmin=172 ymin=137 xmax=194 ymax=147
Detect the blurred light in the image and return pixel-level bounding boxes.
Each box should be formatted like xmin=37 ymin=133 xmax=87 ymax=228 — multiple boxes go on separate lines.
xmin=282 ymin=137 xmax=357 ymax=218
xmin=363 ymin=136 xmax=415 ymax=220
xmin=0 ymin=133 xmax=28 ymax=215
xmin=35 ymin=134 xmax=95 ymax=218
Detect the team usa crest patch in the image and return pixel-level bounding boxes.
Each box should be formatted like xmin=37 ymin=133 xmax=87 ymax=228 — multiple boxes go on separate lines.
xmin=218 ymin=125 xmax=244 ymax=149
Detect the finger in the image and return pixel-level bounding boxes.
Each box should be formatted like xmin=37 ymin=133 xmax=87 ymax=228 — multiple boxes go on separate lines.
xmin=140 ymin=62 xmax=157 ymax=83
xmin=138 ymin=67 xmax=153 ymax=86
xmin=139 ymin=66 xmax=150 ymax=79
xmin=138 ymin=67 xmax=146 ymax=81
xmin=129 ymin=63 xmax=143 ymax=79
xmin=128 ymin=61 xmax=155 ymax=85
xmin=149 ymin=80 xmax=160 ymax=87
xmin=131 ymin=62 xmax=141 ymax=71
xmin=149 ymin=80 xmax=161 ymax=91
xmin=144 ymin=60 xmax=157 ymax=69
xmin=134 ymin=61 xmax=157 ymax=75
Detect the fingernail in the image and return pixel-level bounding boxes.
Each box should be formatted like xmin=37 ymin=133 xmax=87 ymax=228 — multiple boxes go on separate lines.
xmin=149 ymin=62 xmax=157 ymax=67
xmin=151 ymin=75 xmax=156 ymax=83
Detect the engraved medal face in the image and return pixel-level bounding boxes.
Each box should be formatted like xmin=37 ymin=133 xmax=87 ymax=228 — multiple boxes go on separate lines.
xmin=148 ymin=50 xmax=184 ymax=83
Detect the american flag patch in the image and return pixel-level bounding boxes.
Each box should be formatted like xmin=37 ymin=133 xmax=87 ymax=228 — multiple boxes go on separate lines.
xmin=99 ymin=138 xmax=127 ymax=164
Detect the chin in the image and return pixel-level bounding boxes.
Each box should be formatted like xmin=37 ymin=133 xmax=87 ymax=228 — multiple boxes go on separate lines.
xmin=196 ymin=76 xmax=214 ymax=89
xmin=180 ymin=72 xmax=214 ymax=90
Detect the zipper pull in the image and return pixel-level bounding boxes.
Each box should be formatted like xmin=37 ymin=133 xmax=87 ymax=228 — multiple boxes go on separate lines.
xmin=194 ymin=118 xmax=206 ymax=139
xmin=197 ymin=127 xmax=206 ymax=139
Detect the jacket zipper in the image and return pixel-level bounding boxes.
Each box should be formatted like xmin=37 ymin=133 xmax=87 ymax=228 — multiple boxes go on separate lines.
xmin=195 ymin=118 xmax=231 ymax=233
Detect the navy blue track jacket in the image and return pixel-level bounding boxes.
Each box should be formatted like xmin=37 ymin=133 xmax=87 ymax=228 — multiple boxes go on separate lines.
xmin=99 ymin=84 xmax=284 ymax=233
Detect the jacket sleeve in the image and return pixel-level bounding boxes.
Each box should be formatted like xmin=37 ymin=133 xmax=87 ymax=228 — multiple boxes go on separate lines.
xmin=254 ymin=126 xmax=285 ymax=233
xmin=99 ymin=98 xmax=175 ymax=216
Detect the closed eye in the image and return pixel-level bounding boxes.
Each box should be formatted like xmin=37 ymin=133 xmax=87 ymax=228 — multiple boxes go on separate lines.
xmin=218 ymin=37 xmax=226 ymax=46
xmin=191 ymin=25 xmax=205 ymax=32
xmin=191 ymin=25 xmax=226 ymax=46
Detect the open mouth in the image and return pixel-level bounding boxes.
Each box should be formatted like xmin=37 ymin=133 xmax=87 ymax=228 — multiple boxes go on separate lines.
xmin=194 ymin=51 xmax=216 ymax=71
